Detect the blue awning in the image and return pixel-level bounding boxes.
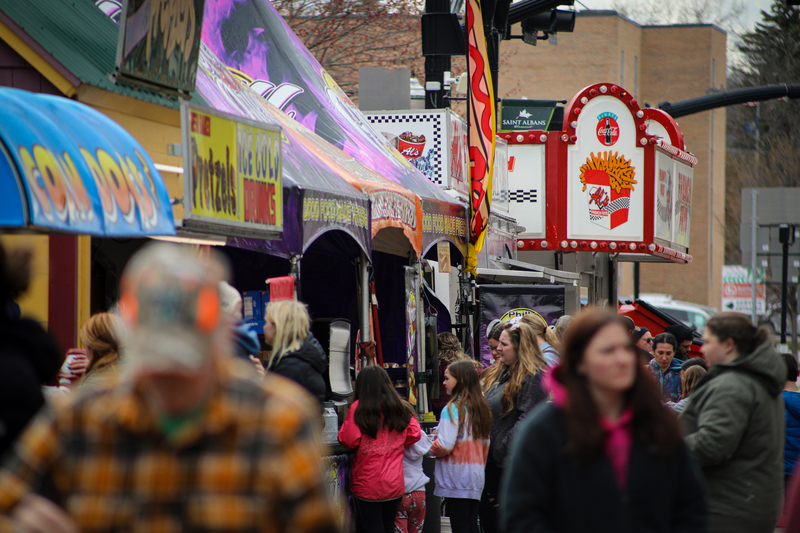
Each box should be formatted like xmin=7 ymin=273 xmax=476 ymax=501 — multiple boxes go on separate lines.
xmin=0 ymin=88 xmax=175 ymax=236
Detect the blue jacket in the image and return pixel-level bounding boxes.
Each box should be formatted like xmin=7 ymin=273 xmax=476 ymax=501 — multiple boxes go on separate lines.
xmin=648 ymin=358 xmax=682 ymax=403
xmin=784 ymin=390 xmax=800 ymax=479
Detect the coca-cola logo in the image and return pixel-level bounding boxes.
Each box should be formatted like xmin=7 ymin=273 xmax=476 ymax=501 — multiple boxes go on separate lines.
xmin=596 ymin=112 xmax=620 ymax=146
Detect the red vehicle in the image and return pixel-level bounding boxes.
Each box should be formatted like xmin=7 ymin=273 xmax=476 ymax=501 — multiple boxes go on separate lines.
xmin=619 ymin=299 xmax=704 ymax=360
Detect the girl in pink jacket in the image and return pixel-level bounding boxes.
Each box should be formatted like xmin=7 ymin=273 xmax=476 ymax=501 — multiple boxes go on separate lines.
xmin=339 ymin=365 xmax=422 ymax=533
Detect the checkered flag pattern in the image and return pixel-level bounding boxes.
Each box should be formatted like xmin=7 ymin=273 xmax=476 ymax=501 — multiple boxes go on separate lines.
xmin=509 ymin=190 xmax=538 ymax=203
xmin=367 ymin=114 xmax=443 ymax=184
xmin=609 ymin=197 xmax=630 ymax=213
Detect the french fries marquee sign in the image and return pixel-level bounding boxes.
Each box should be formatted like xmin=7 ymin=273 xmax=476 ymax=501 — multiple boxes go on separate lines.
xmin=181 ymin=102 xmax=282 ymax=238
xmin=567 ymin=95 xmax=644 ymax=242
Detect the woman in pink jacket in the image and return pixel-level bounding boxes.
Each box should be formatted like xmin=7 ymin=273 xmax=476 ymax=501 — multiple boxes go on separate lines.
xmin=339 ymin=365 xmax=422 ymax=533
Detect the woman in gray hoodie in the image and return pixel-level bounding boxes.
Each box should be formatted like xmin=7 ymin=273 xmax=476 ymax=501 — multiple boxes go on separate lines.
xmin=681 ymin=312 xmax=785 ymax=533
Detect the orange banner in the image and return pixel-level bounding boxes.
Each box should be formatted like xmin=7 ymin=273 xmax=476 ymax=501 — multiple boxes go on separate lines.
xmin=466 ymin=0 xmax=496 ymax=274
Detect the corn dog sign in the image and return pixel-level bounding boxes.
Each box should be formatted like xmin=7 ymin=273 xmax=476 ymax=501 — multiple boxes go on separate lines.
xmin=568 ymin=94 xmax=644 ymax=241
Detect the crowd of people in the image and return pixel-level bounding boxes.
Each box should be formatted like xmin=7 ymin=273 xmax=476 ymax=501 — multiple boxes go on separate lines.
xmin=0 ymin=238 xmax=799 ymax=533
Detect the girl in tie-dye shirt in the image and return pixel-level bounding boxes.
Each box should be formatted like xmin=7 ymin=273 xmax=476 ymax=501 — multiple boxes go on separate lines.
xmin=430 ymin=360 xmax=491 ymax=533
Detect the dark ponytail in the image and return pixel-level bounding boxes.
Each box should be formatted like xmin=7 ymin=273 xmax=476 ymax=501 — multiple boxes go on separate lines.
xmin=705 ymin=312 xmax=770 ymax=356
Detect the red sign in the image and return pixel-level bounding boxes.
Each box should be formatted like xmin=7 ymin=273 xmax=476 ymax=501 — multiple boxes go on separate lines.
xmin=596 ymin=114 xmax=619 ymax=146
xmin=190 ymin=112 xmax=211 ymax=136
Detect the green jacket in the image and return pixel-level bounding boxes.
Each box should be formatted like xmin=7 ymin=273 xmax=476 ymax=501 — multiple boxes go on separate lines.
xmin=680 ymin=341 xmax=785 ymax=533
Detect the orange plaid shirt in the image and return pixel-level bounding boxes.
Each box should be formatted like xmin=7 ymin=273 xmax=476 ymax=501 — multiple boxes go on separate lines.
xmin=0 ymin=357 xmax=341 ymax=533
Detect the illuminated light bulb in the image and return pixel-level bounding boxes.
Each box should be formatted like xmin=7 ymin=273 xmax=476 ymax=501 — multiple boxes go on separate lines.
xmin=516 ymin=134 xmax=524 ymax=142
xmin=580 ymin=96 xmax=588 ymax=104
xmin=574 ymin=108 xmax=581 ymax=115
xmin=539 ymin=134 xmax=548 ymax=142
xmin=640 ymin=138 xmax=648 ymax=145
xmin=639 ymin=124 xmax=646 ymax=131
xmin=599 ymin=85 xmax=608 ymax=93
xmin=636 ymin=110 xmax=644 ymax=118
xmin=610 ymin=86 xmax=618 ymax=92
xmin=629 ymin=243 xmax=636 ymax=251
xmin=560 ymin=240 xmax=569 ymax=248
xmin=630 ymin=99 xmax=637 ymax=106
xmin=609 ymin=242 xmax=617 ymax=250
xmin=517 ymin=240 xmax=524 ymax=248
xmin=648 ymin=243 xmax=656 ymax=251
xmin=570 ymin=241 xmax=578 ymax=249
xmin=599 ymin=242 xmax=607 ymax=249
xmin=561 ymin=134 xmax=568 ymax=142
xmin=590 ymin=241 xmax=598 ymax=249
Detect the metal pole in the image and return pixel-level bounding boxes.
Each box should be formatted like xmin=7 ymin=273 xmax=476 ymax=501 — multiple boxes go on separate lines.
xmin=415 ymin=260 xmax=427 ymax=414
xmin=782 ymin=233 xmax=790 ymax=344
xmin=633 ymin=263 xmax=640 ymax=301
xmin=360 ymin=252 xmax=371 ymax=368
xmin=750 ymin=191 xmax=758 ymax=325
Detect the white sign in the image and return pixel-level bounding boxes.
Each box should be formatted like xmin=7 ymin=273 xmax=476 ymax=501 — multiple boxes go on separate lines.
xmin=365 ymin=109 xmax=469 ymax=197
xmin=492 ymin=137 xmax=509 ymax=214
xmin=722 ymin=265 xmax=765 ymax=315
xmin=654 ymin=151 xmax=673 ymax=242
xmin=507 ymin=143 xmax=546 ymax=237
xmin=567 ymin=96 xmax=644 ymax=241
xmin=673 ymin=161 xmax=693 ymax=248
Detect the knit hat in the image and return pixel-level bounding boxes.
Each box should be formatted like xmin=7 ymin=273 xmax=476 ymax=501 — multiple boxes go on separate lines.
xmin=665 ymin=324 xmax=692 ymax=342
xmin=632 ymin=326 xmax=650 ymax=342
xmin=118 ymin=242 xmax=229 ymax=374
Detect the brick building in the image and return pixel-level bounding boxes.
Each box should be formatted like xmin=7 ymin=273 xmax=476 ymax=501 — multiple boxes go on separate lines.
xmin=498 ymin=11 xmax=727 ymax=309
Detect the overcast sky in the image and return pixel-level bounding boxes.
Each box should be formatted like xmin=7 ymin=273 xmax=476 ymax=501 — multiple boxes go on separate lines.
xmin=574 ymin=0 xmax=775 ymax=32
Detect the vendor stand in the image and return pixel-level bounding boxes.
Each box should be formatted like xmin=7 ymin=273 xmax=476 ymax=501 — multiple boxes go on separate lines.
xmin=0 ymin=87 xmax=176 ymax=351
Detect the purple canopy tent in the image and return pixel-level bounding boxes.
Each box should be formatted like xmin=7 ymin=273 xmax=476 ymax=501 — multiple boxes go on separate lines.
xmin=201 ymin=0 xmax=467 ymax=259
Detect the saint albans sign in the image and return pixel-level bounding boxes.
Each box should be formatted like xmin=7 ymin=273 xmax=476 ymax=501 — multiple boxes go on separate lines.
xmin=500 ymin=100 xmax=557 ymax=132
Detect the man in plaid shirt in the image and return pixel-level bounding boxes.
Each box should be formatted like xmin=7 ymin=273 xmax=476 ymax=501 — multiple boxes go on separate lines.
xmin=0 ymin=243 xmax=341 ymax=533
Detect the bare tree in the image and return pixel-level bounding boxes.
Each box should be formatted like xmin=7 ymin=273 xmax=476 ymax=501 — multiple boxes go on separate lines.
xmin=274 ymin=0 xmax=426 ymax=99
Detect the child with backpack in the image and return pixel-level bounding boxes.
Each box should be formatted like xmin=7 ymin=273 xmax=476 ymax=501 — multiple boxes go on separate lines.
xmin=430 ymin=360 xmax=492 ymax=533
xmin=339 ymin=365 xmax=422 ymax=533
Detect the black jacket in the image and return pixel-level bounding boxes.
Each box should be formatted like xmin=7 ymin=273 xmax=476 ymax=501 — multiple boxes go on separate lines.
xmin=0 ymin=317 xmax=62 ymax=457
xmin=268 ymin=333 xmax=327 ymax=405
xmin=500 ymin=403 xmax=708 ymax=533
xmin=485 ymin=368 xmax=547 ymax=466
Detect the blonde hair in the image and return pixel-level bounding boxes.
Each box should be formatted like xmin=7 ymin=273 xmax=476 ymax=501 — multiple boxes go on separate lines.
xmin=521 ymin=313 xmax=560 ymax=349
xmin=438 ymin=332 xmax=484 ymax=372
xmin=681 ymin=365 xmax=706 ymax=400
xmin=438 ymin=332 xmax=464 ymax=365
xmin=482 ymin=322 xmax=546 ymax=417
xmin=80 ymin=312 xmax=123 ymax=375
xmin=265 ymin=300 xmax=310 ymax=368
